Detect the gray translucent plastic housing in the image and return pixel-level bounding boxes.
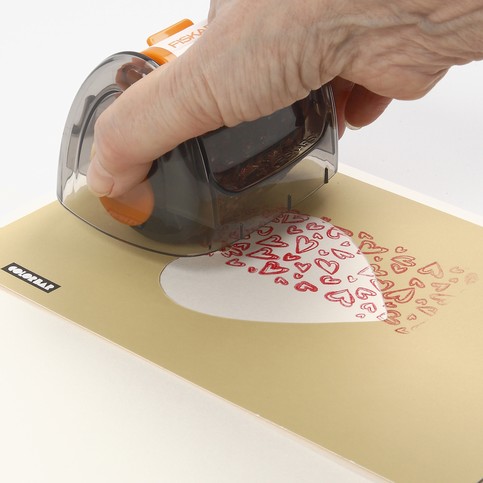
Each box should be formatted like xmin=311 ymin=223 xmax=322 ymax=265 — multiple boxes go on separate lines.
xmin=58 ymin=52 xmax=338 ymax=256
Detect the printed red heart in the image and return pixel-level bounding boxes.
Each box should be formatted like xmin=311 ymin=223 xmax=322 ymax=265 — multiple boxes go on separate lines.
xmin=358 ymin=231 xmax=373 ymax=240
xmin=232 ymin=242 xmax=251 ymax=252
xmin=321 ymin=216 xmax=332 ymax=222
xmin=431 ymin=282 xmax=451 ymax=292
xmin=370 ymin=264 xmax=388 ymax=277
xmin=409 ymin=277 xmax=425 ymax=288
xmin=361 ymin=302 xmax=377 ymax=313
xmin=257 ymin=234 xmax=289 ymax=248
xmin=347 ymin=275 xmax=358 ymax=283
xmin=391 ymin=263 xmax=407 ymax=275
xmin=312 ymin=232 xmax=324 ymax=240
xmin=417 ymin=261 xmax=444 ymax=279
xmin=221 ymin=246 xmax=244 ymax=258
xmin=358 ymin=266 xmax=375 ymax=277
xmin=283 ymin=252 xmax=301 ymax=262
xmin=340 ymin=241 xmax=351 ymax=247
xmin=430 ymin=293 xmax=453 ymax=306
xmin=259 ymin=261 xmax=290 ymax=275
xmin=287 ymin=225 xmax=303 ymax=235
xmin=356 ymin=287 xmax=377 ymax=300
xmin=296 ymin=235 xmax=319 ymax=254
xmin=248 ymin=267 xmax=257 ymax=273
xmin=407 ymin=313 xmax=417 ymax=321
xmin=306 ymin=222 xmax=324 ymax=230
xmin=395 ymin=246 xmax=407 ymax=253
xmin=280 ymin=213 xmax=309 ymax=224
xmin=391 ymin=255 xmax=416 ymax=267
xmin=295 ymin=262 xmax=312 ymax=273
xmin=315 ymin=258 xmax=340 ymax=275
xmin=274 ymin=276 xmax=289 ymax=286
xmin=374 ymin=256 xmax=384 ymax=263
xmin=449 ymin=278 xmax=459 ymax=283
xmin=332 ymin=248 xmax=355 ymax=260
xmin=385 ymin=302 xmax=397 ymax=309
xmin=416 ymin=298 xmax=427 ymax=305
xmin=294 ymin=281 xmax=318 ymax=293
xmin=247 ymin=247 xmax=279 ymax=260
xmin=359 ymin=240 xmax=389 ymax=255
xmin=294 ymin=273 xmax=303 ymax=280
xmin=385 ymin=310 xmax=401 ymax=325
xmin=318 ymin=249 xmax=330 ymax=257
xmin=226 ymin=258 xmax=246 ymax=267
xmin=334 ymin=225 xmax=354 ymax=237
xmin=376 ymin=279 xmax=394 ymax=292
xmin=417 ymin=306 xmax=438 ymax=316
xmin=395 ymin=327 xmax=409 ymax=334
xmin=369 ymin=278 xmax=383 ymax=292
xmin=257 ymin=226 xmax=273 ymax=236
xmin=465 ymin=273 xmax=479 ymax=284
xmin=450 ymin=266 xmax=465 ymax=274
xmin=326 ymin=227 xmax=343 ymax=239
xmin=383 ymin=287 xmax=416 ymax=304
xmin=320 ymin=275 xmax=342 ymax=285
xmin=356 ymin=313 xmax=366 ymax=319
xmin=324 ymin=289 xmax=355 ymax=307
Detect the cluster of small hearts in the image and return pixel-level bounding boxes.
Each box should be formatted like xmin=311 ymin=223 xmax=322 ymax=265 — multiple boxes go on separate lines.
xmin=161 ymin=211 xmax=477 ymax=325
xmin=216 ymin=212 xmax=388 ymax=321
xmin=355 ymin=229 xmax=478 ymax=334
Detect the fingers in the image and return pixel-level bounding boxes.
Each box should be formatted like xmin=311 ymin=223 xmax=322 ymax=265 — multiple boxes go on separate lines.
xmin=330 ymin=78 xmax=392 ymax=136
xmin=87 ymin=50 xmax=223 ymax=198
xmin=330 ymin=77 xmax=354 ymax=138
xmin=344 ymin=85 xmax=393 ymax=129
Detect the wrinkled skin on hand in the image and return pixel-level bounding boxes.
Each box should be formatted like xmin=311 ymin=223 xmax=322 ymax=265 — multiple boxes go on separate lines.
xmin=87 ymin=0 xmax=483 ymax=198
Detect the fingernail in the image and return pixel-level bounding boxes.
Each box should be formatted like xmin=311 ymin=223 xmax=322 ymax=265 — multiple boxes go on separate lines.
xmin=345 ymin=120 xmax=362 ymax=131
xmin=86 ymin=145 xmax=114 ymax=197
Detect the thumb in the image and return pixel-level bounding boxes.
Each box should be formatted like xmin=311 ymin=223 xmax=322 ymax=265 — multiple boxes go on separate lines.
xmin=344 ymin=84 xmax=392 ymax=129
xmin=87 ymin=49 xmax=223 ymax=198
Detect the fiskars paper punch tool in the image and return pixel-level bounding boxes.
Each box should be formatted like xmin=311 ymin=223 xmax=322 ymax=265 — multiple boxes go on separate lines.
xmin=58 ymin=19 xmax=338 ymax=256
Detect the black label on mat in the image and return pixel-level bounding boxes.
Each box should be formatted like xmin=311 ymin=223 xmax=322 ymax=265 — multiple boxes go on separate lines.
xmin=2 ymin=262 xmax=60 ymax=293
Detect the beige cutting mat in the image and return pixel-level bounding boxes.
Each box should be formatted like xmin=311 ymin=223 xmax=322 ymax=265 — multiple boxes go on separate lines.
xmin=1 ymin=174 xmax=482 ymax=483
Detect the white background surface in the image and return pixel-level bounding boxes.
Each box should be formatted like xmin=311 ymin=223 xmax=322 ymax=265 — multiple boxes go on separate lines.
xmin=1 ymin=1 xmax=482 ymax=482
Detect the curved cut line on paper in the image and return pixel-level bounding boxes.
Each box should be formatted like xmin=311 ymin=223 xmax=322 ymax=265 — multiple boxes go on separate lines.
xmin=160 ymin=213 xmax=387 ymax=324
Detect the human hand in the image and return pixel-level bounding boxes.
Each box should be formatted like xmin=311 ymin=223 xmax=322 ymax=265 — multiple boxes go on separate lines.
xmin=87 ymin=0 xmax=483 ymax=197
